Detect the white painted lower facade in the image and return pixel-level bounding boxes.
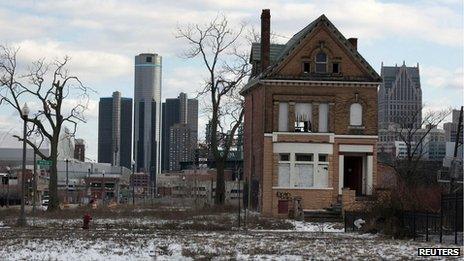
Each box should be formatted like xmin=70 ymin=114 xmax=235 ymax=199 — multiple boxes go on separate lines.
xmin=272 ymin=134 xmax=375 ymax=196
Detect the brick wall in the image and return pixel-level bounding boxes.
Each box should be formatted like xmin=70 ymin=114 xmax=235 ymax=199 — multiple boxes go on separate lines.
xmin=271 ymin=188 xmax=334 ymax=216
xmin=264 ymin=84 xmax=378 ymax=136
xmin=276 ymin=26 xmax=370 ymax=79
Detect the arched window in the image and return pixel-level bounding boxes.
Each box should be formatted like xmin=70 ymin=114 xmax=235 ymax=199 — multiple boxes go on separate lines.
xmin=350 ymin=103 xmax=362 ymax=126
xmin=315 ymin=52 xmax=327 ymax=73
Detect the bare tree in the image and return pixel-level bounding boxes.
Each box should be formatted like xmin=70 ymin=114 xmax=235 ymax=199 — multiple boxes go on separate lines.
xmin=0 ymin=46 xmax=92 ymax=211
xmin=391 ymin=106 xmax=451 ymax=185
xmin=177 ymin=15 xmax=250 ymax=204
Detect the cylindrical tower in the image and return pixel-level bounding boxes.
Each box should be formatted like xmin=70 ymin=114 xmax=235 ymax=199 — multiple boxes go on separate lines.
xmin=134 ymin=53 xmax=162 ymax=190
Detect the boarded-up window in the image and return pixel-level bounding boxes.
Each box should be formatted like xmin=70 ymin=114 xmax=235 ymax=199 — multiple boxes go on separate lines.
xmin=318 ymin=103 xmax=329 ymax=132
xmin=278 ymin=200 xmax=289 ymax=214
xmin=278 ymin=163 xmax=290 ymax=187
xmin=314 ymin=164 xmax=329 ymax=188
xmin=350 ymin=103 xmax=362 ymax=126
xmin=294 ymin=163 xmax=314 ymax=188
xmin=278 ymin=102 xmax=289 ymax=131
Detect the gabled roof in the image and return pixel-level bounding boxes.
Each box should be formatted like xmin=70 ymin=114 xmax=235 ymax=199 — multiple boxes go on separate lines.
xmin=242 ymin=14 xmax=382 ymax=94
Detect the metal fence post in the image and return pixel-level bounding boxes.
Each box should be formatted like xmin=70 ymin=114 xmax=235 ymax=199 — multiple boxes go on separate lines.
xmin=426 ymin=211 xmax=429 ymax=242
xmin=440 ymin=197 xmax=443 ymax=243
xmin=344 ymin=212 xmax=347 ymax=232
xmin=454 ymin=193 xmax=458 ymax=245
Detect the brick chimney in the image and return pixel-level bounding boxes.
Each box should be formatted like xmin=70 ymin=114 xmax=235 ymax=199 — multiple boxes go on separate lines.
xmin=348 ymin=38 xmax=357 ymax=50
xmin=260 ymin=9 xmax=271 ymax=72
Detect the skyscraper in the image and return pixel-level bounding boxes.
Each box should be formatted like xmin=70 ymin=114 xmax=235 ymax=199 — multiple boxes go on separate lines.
xmin=169 ymin=123 xmax=193 ymax=170
xmin=98 ymin=91 xmax=133 ymax=169
xmin=378 ymin=62 xmax=422 ymax=129
xmin=161 ymin=98 xmax=180 ymax=171
xmin=444 ymin=109 xmax=464 ymax=143
xmin=161 ymin=92 xmax=198 ymax=171
xmin=134 ymin=53 xmax=162 ymax=183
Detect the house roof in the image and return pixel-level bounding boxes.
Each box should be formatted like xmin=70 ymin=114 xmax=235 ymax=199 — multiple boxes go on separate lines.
xmin=249 ymin=43 xmax=286 ymax=63
xmin=241 ymin=14 xmax=382 ymax=94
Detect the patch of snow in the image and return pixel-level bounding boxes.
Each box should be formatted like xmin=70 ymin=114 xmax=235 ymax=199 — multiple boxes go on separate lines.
xmin=292 ymin=221 xmax=344 ymax=233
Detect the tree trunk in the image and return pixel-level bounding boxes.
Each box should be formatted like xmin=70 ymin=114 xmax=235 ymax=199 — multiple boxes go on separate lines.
xmin=47 ymin=141 xmax=59 ymax=211
xmin=215 ymin=160 xmax=226 ymax=205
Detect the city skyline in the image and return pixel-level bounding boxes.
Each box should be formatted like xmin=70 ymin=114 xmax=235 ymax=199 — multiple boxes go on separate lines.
xmin=0 ymin=0 xmax=462 ymax=162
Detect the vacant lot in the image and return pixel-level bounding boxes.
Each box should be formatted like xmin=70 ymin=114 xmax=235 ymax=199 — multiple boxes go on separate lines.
xmin=0 ymin=206 xmax=461 ymax=260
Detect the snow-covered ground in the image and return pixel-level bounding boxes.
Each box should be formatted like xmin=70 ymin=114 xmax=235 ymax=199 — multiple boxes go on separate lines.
xmin=1 ymin=217 xmax=461 ymax=260
xmin=1 ymin=207 xmax=462 ymax=260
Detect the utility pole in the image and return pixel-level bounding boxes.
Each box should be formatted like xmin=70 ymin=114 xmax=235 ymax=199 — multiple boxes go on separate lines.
xmin=65 ymin=158 xmax=69 ymax=204
xmin=17 ymin=103 xmax=29 ymax=227
xmin=102 ymin=170 xmax=105 ymax=205
xmin=6 ymin=166 xmax=10 ymax=208
xmin=132 ymin=161 xmax=135 ymax=205
xmin=87 ymin=167 xmax=91 ymax=204
xmin=32 ymin=150 xmax=37 ymax=221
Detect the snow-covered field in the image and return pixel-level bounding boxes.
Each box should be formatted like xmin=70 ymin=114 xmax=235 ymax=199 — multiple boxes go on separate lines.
xmin=1 ymin=216 xmax=461 ymax=260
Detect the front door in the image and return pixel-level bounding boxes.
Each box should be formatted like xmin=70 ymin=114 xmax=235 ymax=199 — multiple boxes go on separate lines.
xmin=344 ymin=156 xmax=363 ymax=196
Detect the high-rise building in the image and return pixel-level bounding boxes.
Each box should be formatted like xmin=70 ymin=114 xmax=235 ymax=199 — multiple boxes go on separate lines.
xmin=378 ymin=62 xmax=422 ymax=129
xmin=161 ymin=92 xmax=198 ymax=171
xmin=169 ymin=123 xmax=193 ymax=171
xmin=134 ymin=53 xmax=162 ymax=183
xmin=444 ymin=109 xmax=463 ymax=143
xmin=74 ymin=138 xmax=85 ymax=162
xmin=98 ymin=91 xmax=133 ymax=169
xmin=161 ymin=98 xmax=180 ymax=171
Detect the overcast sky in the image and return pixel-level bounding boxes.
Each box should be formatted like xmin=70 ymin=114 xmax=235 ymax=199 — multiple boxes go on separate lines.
xmin=0 ymin=0 xmax=462 ymax=161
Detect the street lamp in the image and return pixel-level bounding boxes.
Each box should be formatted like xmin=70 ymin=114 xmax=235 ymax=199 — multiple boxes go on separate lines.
xmin=101 ymin=170 xmax=105 ymax=205
xmin=131 ymin=160 xmax=135 ymax=205
xmin=6 ymin=166 xmax=10 ymax=208
xmin=18 ymin=103 xmax=29 ymax=227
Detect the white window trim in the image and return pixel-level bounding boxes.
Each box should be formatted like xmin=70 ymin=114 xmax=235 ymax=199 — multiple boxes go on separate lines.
xmin=276 ymin=151 xmax=331 ymax=189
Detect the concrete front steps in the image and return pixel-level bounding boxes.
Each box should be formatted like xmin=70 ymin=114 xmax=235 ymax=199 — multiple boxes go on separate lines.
xmin=303 ymin=204 xmax=343 ymax=222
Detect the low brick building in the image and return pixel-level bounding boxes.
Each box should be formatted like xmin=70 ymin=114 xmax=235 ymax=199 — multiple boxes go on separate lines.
xmin=241 ymin=10 xmax=382 ymax=217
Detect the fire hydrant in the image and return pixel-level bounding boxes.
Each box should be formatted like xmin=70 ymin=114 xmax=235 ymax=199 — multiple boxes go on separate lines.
xmin=82 ymin=213 xmax=92 ymax=229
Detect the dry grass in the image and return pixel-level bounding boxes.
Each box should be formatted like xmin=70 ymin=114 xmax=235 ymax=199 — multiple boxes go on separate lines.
xmin=0 ymin=204 xmax=294 ymax=231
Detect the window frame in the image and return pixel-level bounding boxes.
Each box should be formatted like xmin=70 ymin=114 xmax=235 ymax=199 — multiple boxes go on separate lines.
xmin=332 ymin=62 xmax=340 ymax=74
xmin=315 ymin=52 xmax=328 ymax=73
xmin=302 ymin=61 xmax=311 ymax=74
xmin=275 ymin=152 xmax=330 ymax=189
xmin=349 ymin=103 xmax=363 ymax=126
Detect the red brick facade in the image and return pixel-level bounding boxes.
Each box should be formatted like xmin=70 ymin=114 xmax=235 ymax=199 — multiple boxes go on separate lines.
xmin=242 ymin=12 xmax=381 ymax=217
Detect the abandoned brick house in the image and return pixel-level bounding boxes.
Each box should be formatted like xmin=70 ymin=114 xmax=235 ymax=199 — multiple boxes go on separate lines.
xmin=241 ymin=10 xmax=382 ymax=217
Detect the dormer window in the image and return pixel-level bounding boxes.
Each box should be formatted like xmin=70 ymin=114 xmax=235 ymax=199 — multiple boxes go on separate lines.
xmin=315 ymin=52 xmax=327 ymax=73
